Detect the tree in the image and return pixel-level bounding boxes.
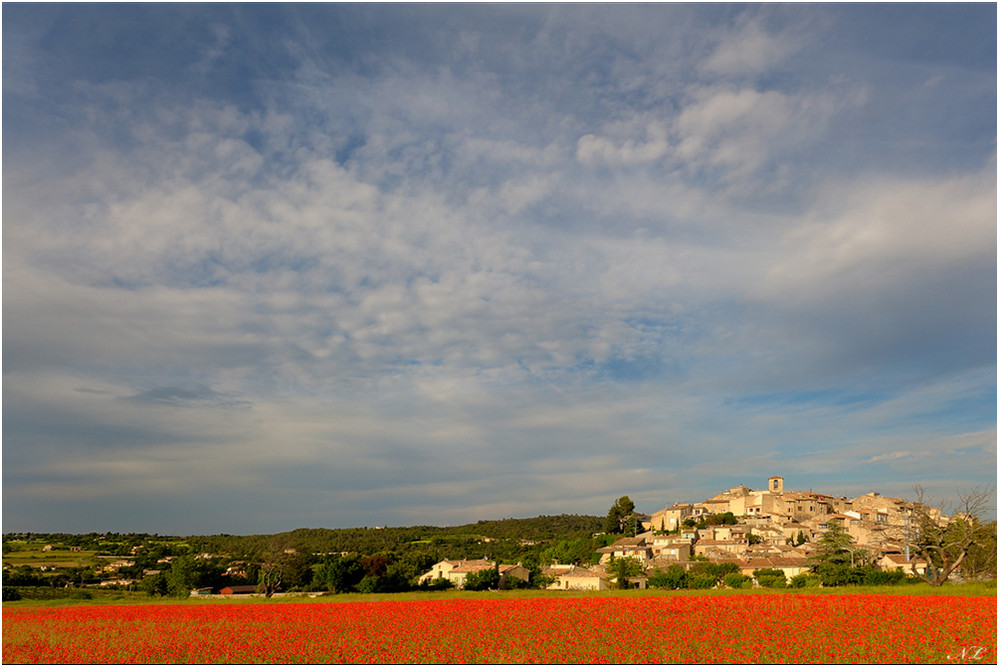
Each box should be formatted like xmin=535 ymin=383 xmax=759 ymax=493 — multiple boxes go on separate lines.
xmin=696 ymin=512 xmax=737 ymax=529
xmin=139 ymin=572 xmax=168 ymax=597
xmin=692 ymin=561 xmax=740 ymax=586
xmin=813 ymin=519 xmax=855 ymax=567
xmin=723 ymin=572 xmax=751 ymax=589
xmin=604 ymin=496 xmax=637 ymax=535
xmin=253 ymin=539 xmax=311 ymax=597
xmin=903 ymin=486 xmax=995 ymax=587
xmin=960 ymin=520 xmax=997 ymax=581
xmin=165 ymin=556 xmax=199 ymax=597
xmin=607 ymin=556 xmax=644 ymax=589
xmin=811 ymin=519 xmax=859 ymax=586
xmin=463 ymin=566 xmax=500 ymax=591
xmin=647 ymin=564 xmax=688 ymax=590
xmin=540 ymin=537 xmax=599 ymax=566
xmin=313 ymin=555 xmax=364 ymax=593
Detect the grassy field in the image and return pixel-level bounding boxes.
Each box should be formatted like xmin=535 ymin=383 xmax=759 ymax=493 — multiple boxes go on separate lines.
xmin=2 ymin=550 xmax=98 ymax=568
xmin=3 ymin=579 xmax=994 ymax=608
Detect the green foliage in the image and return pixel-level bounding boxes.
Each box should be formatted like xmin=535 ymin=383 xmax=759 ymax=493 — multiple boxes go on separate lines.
xmin=607 ymin=556 xmax=644 ymax=589
xmin=961 ymin=519 xmax=997 ymax=581
xmin=2 ymin=586 xmax=21 ymax=601
xmin=789 ymin=573 xmax=821 ymax=588
xmin=139 ymin=573 xmax=168 ymax=597
xmin=813 ymin=519 xmax=856 ymax=568
xmin=858 ymin=568 xmax=909 ymax=586
xmin=312 ymin=555 xmax=364 ymax=593
xmin=540 ymin=537 xmax=601 ymax=566
xmin=757 ymin=574 xmax=787 ymax=588
xmin=753 ymin=568 xmax=785 ymax=579
xmin=186 ymin=516 xmax=602 ymax=558
xmin=166 ymin=556 xmax=198 ymax=597
xmin=355 ymin=575 xmax=382 ymax=594
xmin=723 ymin=573 xmax=751 ymax=589
xmin=604 ymin=496 xmax=638 ymax=535
xmin=813 ymin=564 xmax=911 ymax=587
xmin=647 ymin=565 xmax=689 ymax=590
xmin=499 ymin=575 xmax=531 ymax=590
xmin=421 ymin=577 xmax=453 ymax=591
xmin=815 ymin=563 xmax=857 ymax=587
xmin=463 ymin=567 xmax=500 ymax=591
xmin=690 ymin=561 xmax=739 ymax=584
xmin=2 ymin=565 xmax=48 ymax=587
xmin=689 ymin=574 xmax=717 ymax=589
xmin=696 ymin=512 xmax=737 ymax=529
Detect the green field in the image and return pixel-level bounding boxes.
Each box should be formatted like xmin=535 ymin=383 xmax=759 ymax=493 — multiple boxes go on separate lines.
xmin=2 ymin=550 xmax=97 ymax=568
xmin=3 ymin=580 xmax=994 ymax=608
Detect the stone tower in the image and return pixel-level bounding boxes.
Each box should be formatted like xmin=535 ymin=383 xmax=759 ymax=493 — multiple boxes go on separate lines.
xmin=768 ymin=476 xmax=784 ymax=493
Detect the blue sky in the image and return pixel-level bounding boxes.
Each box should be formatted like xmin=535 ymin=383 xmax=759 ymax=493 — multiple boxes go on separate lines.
xmin=3 ymin=4 xmax=996 ymax=534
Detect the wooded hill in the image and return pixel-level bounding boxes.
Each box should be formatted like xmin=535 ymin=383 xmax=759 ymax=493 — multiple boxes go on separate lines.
xmin=187 ymin=514 xmax=604 ymax=558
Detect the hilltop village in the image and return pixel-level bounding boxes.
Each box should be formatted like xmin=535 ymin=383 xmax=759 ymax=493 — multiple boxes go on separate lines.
xmin=434 ymin=476 xmax=949 ymax=591
xmin=3 ymin=476 xmax=994 ymax=598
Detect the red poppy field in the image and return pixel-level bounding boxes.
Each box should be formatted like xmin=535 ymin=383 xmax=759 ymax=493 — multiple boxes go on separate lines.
xmin=3 ymin=593 xmax=996 ymax=664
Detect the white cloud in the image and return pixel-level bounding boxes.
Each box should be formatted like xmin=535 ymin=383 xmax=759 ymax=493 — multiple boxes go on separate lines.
xmin=701 ymin=17 xmax=800 ymax=76
xmin=671 ymin=85 xmax=839 ymax=183
xmin=576 ymin=120 xmax=670 ymax=166
xmin=868 ymin=450 xmax=915 ymax=463
xmin=761 ymin=165 xmax=997 ymax=303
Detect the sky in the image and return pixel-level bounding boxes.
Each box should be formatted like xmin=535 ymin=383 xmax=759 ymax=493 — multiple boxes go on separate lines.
xmin=3 ymin=4 xmax=996 ymax=535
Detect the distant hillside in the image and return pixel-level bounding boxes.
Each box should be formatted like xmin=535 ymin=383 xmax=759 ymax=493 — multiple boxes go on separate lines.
xmin=450 ymin=514 xmax=604 ymax=541
xmin=185 ymin=514 xmax=603 ymax=557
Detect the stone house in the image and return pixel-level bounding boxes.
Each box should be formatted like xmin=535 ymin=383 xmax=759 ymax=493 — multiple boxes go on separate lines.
xmin=878 ymin=553 xmax=927 ymax=576
xmin=419 ymin=559 xmax=493 ymax=587
xmin=542 ymin=564 xmax=611 ymax=591
xmin=597 ymin=534 xmax=654 ymax=565
xmin=693 ymin=539 xmax=749 ymax=559
xmin=498 ymin=563 xmax=531 ymax=586
xmin=649 ymin=535 xmax=692 ymax=561
xmin=738 ymin=556 xmax=812 ymax=580
xmin=646 ymin=503 xmax=693 ymax=532
xmin=692 ymin=497 xmax=731 ymax=519
xmin=419 ymin=559 xmax=528 ymax=589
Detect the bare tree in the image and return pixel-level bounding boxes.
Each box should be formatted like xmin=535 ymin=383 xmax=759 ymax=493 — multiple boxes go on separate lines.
xmin=904 ymin=485 xmax=995 ymax=587
xmin=253 ymin=537 xmax=309 ymax=597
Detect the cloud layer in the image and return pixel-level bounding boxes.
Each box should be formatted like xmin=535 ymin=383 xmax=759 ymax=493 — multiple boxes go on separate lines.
xmin=3 ymin=4 xmax=996 ymax=532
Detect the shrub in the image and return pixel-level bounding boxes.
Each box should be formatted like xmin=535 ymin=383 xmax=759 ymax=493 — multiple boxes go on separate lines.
xmin=859 ymin=568 xmax=907 ymax=586
xmin=816 ymin=564 xmax=860 ymax=587
xmin=704 ymin=562 xmax=740 ymax=580
xmin=356 ymin=575 xmax=382 ymax=593
xmin=2 ymin=586 xmax=21 ymax=601
xmin=757 ymin=574 xmax=787 ymax=588
xmin=689 ymin=574 xmax=716 ymax=589
xmin=753 ymin=568 xmax=785 ymax=579
xmin=463 ymin=567 xmax=500 ymax=591
xmin=500 ymin=576 xmax=531 ymax=590
xmin=723 ymin=573 xmax=751 ymax=589
xmin=422 ymin=577 xmax=453 ymax=591
xmin=647 ymin=565 xmax=689 ymax=590
xmin=790 ymin=573 xmax=821 ymax=588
